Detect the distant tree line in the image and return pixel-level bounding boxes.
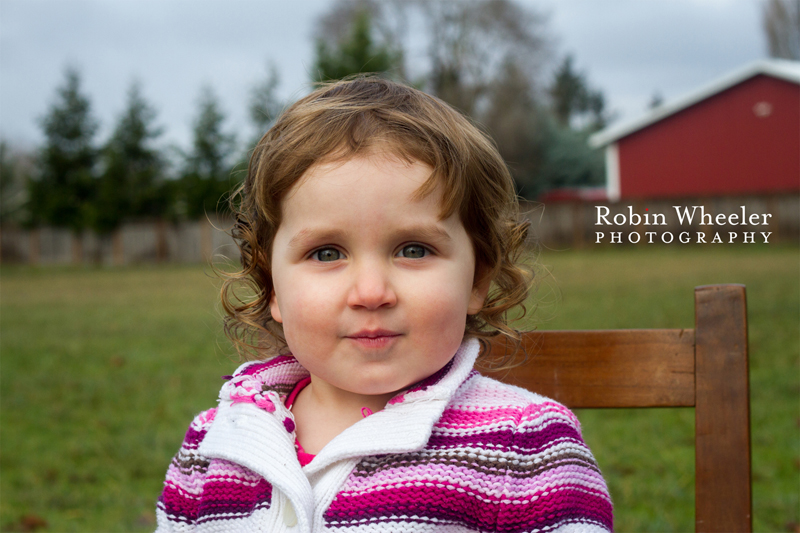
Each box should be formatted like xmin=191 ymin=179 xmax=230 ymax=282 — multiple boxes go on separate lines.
xmin=1 ymin=0 xmax=622 ymax=235
xmin=2 ymin=67 xmax=247 ymax=238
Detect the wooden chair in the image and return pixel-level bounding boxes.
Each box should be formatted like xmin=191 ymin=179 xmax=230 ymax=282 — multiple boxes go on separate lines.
xmin=485 ymin=284 xmax=752 ymax=533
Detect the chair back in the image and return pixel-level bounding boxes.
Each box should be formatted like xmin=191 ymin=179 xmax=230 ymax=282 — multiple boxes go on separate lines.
xmin=484 ymin=284 xmax=752 ymax=533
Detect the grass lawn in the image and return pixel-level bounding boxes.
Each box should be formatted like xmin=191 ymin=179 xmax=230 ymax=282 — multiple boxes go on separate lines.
xmin=1 ymin=246 xmax=798 ymax=532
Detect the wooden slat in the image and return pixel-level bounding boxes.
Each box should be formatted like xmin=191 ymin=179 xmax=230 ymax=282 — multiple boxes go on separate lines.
xmin=484 ymin=329 xmax=696 ymax=408
xmin=694 ymin=285 xmax=752 ymax=532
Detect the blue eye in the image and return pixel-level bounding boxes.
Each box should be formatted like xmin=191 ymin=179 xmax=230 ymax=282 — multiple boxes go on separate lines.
xmin=399 ymin=245 xmax=428 ymax=259
xmin=312 ymin=248 xmax=341 ymax=262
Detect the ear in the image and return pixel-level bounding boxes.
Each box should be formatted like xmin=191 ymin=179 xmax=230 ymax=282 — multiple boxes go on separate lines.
xmin=467 ymin=273 xmax=491 ymax=315
xmin=269 ymin=290 xmax=283 ymax=324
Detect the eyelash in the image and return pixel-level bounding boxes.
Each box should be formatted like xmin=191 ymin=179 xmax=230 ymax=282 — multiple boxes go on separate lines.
xmin=308 ymin=244 xmax=432 ymax=262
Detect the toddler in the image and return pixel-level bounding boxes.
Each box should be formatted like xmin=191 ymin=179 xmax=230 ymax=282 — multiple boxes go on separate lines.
xmin=156 ymin=77 xmax=612 ymax=532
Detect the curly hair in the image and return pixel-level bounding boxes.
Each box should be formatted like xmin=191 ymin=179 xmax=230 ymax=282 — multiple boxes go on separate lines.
xmin=221 ymin=76 xmax=533 ymax=363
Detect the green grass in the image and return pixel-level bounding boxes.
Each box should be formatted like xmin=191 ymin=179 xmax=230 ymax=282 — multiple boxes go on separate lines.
xmin=0 ymin=265 xmax=232 ymax=532
xmin=0 ymin=246 xmax=797 ymax=532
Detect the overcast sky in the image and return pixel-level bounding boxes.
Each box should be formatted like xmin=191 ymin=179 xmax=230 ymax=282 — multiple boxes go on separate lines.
xmin=1 ymin=0 xmax=765 ymax=152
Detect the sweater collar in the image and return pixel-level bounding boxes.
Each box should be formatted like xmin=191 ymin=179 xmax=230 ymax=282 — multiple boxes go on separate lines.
xmin=219 ymin=337 xmax=480 ymax=415
xmin=198 ymin=338 xmax=481 ymax=525
xmin=304 ymin=338 xmax=480 ymax=474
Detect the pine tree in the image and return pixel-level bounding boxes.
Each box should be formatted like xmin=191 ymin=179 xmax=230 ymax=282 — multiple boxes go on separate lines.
xmin=550 ymin=56 xmax=587 ymax=127
xmin=180 ymin=86 xmax=237 ymax=219
xmin=549 ymin=55 xmax=608 ymax=131
xmin=512 ymin=55 xmax=610 ymax=199
xmin=249 ymin=63 xmax=283 ymax=141
xmin=93 ymin=81 xmax=168 ymax=233
xmin=533 ymin=114 xmax=605 ymax=197
xmin=313 ymin=9 xmax=401 ymax=82
xmin=29 ymin=68 xmax=98 ymax=232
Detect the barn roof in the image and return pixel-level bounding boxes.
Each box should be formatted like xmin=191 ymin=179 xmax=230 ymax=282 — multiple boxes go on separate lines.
xmin=589 ymin=59 xmax=800 ymax=148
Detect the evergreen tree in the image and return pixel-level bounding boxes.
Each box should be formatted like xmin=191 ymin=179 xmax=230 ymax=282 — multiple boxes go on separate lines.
xmin=180 ymin=86 xmax=237 ymax=219
xmin=648 ymin=91 xmax=665 ymax=110
xmin=93 ymin=81 xmax=169 ymax=233
xmin=239 ymin=64 xmax=285 ymax=194
xmin=249 ymin=63 xmax=283 ymax=141
xmin=550 ymin=55 xmax=608 ymax=131
xmin=532 ymin=114 xmax=605 ymax=197
xmin=313 ymin=9 xmax=402 ymax=81
xmin=29 ymin=68 xmax=98 ymax=231
xmin=521 ymin=54 xmax=610 ymax=198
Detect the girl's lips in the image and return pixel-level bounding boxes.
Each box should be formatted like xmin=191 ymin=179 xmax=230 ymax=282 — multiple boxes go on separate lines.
xmin=346 ymin=330 xmax=402 ymax=348
xmin=348 ymin=329 xmax=401 ymax=339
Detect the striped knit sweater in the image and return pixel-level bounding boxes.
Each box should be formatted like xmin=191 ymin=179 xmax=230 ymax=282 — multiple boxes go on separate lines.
xmin=156 ymin=340 xmax=613 ymax=532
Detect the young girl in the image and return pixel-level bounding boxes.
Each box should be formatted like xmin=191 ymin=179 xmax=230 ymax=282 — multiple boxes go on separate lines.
xmin=156 ymin=78 xmax=612 ymax=532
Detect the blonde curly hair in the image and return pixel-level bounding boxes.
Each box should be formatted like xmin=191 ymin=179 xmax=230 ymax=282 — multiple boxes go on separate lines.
xmin=221 ymin=76 xmax=533 ymax=362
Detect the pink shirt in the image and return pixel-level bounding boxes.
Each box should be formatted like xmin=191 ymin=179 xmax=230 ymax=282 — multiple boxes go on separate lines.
xmin=285 ymin=377 xmax=315 ymax=466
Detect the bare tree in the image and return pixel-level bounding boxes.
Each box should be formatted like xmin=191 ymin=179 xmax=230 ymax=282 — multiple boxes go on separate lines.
xmin=763 ymin=0 xmax=800 ymax=60
xmin=314 ymin=0 xmax=552 ymax=113
xmin=416 ymin=0 xmax=551 ymax=115
xmin=482 ymin=59 xmax=541 ymax=187
xmin=312 ymin=0 xmax=556 ymax=196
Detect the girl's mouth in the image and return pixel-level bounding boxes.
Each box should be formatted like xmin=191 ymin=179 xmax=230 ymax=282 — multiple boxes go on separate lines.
xmin=346 ymin=330 xmax=402 ymax=348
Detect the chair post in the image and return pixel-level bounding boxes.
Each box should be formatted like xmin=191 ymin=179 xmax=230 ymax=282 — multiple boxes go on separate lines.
xmin=694 ymin=285 xmax=752 ymax=532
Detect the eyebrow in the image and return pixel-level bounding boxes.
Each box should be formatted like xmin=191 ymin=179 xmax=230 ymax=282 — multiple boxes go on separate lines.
xmin=286 ymin=224 xmax=453 ymax=250
xmin=394 ymin=224 xmax=453 ymax=245
xmin=287 ymin=228 xmax=349 ymax=250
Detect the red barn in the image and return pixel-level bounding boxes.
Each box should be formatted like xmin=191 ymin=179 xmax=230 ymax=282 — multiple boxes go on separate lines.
xmin=589 ymin=59 xmax=800 ymax=201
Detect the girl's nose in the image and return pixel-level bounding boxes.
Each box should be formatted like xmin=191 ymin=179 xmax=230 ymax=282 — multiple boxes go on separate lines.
xmin=347 ymin=260 xmax=397 ymax=310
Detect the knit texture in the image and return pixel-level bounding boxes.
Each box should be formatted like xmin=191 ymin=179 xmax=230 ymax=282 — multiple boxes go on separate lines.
xmin=156 ymin=341 xmax=613 ymax=532
xmin=158 ymin=409 xmax=274 ymax=527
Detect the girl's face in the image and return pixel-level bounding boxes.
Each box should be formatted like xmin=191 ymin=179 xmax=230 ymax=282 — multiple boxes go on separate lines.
xmin=269 ymin=153 xmax=488 ymax=399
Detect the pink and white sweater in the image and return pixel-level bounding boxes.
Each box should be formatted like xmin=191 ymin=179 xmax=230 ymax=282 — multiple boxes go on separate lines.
xmin=156 ymin=340 xmax=613 ymax=532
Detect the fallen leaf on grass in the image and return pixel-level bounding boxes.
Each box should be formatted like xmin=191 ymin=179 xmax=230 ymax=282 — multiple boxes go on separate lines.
xmin=136 ymin=511 xmax=156 ymax=527
xmin=17 ymin=514 xmax=48 ymax=532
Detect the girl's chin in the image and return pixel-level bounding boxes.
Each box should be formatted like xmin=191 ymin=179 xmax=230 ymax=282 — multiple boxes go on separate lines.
xmin=334 ymin=377 xmax=415 ymax=399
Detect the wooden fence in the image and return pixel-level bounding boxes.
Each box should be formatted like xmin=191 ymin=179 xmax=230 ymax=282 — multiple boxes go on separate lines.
xmin=0 ymin=216 xmax=239 ymax=266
